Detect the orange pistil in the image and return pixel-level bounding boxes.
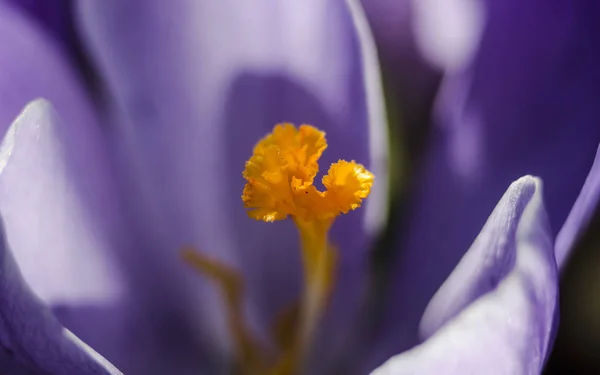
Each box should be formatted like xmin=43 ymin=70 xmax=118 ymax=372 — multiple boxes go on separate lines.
xmin=185 ymin=123 xmax=373 ymax=375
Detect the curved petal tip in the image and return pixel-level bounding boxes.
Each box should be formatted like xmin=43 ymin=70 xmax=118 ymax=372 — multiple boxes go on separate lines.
xmin=371 ymin=175 xmax=558 ymax=374
xmin=0 ymin=98 xmax=53 ymax=175
xmin=420 ymin=175 xmax=540 ymax=338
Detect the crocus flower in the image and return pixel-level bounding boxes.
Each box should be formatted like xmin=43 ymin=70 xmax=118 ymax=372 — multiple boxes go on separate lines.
xmin=0 ymin=1 xmax=593 ymax=375
xmin=0 ymin=0 xmax=388 ymax=373
xmin=0 ymin=96 xmax=565 ymax=375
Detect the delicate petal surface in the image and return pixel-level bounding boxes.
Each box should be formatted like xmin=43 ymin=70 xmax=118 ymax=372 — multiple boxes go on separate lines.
xmin=0 ymin=101 xmax=129 ymax=368
xmin=556 ymin=144 xmax=600 ymax=267
xmin=360 ymin=0 xmax=440 ymax=139
xmin=371 ymin=176 xmax=558 ymax=375
xmin=78 ymin=1 xmax=387 ymax=372
xmin=0 ymin=3 xmax=132 ymax=366
xmin=0 ymin=108 xmax=120 ymax=375
xmin=0 ymin=1 xmax=88 ymax=137
xmin=373 ymin=0 xmax=600 ymax=359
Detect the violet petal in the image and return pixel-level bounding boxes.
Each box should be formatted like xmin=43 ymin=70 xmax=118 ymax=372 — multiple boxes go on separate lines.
xmin=555 ymin=144 xmax=600 ymax=267
xmin=0 ymin=2 xmax=135 ymax=366
xmin=371 ymin=176 xmax=558 ymax=374
xmin=0 ymin=216 xmax=120 ymax=374
xmin=1 ymin=0 xmax=75 ymax=51
xmin=0 ymin=100 xmax=130 ymax=370
xmin=77 ymin=1 xmax=387 ymax=368
xmin=0 ymin=102 xmax=122 ymax=374
xmin=0 ymin=1 xmax=90 ymax=139
xmin=373 ymin=0 xmax=600 ymax=360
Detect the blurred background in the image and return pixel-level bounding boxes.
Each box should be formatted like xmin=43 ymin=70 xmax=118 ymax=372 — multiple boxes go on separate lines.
xmin=2 ymin=0 xmax=600 ymax=373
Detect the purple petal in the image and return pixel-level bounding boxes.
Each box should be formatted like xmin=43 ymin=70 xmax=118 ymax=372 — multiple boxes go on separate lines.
xmin=0 ymin=0 xmax=137 ymax=364
xmin=360 ymin=0 xmax=413 ymax=65
xmin=77 ymin=0 xmax=387 ymax=368
xmin=0 ymin=4 xmax=143 ymax=371
xmin=2 ymin=100 xmax=210 ymax=374
xmin=0 ymin=101 xmax=131 ymax=369
xmin=361 ymin=0 xmax=440 ymax=136
xmin=419 ymin=177 xmax=550 ymax=340
xmin=556 ymin=144 xmax=600 ymax=267
xmin=0 ymin=1 xmax=89 ymax=140
xmin=410 ymin=0 xmax=485 ymax=73
xmin=362 ymin=0 xmax=484 ymax=73
xmin=370 ymin=176 xmax=558 ymax=374
xmin=0 ymin=106 xmax=121 ymax=374
xmin=0 ymin=99 xmax=124 ymax=324
xmin=373 ymin=0 xmax=600 ymax=359
xmin=0 ymin=217 xmax=120 ymax=374
xmin=1 ymin=0 xmax=74 ymax=50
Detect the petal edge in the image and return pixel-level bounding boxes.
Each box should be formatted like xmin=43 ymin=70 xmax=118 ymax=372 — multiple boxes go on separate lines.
xmin=371 ymin=176 xmax=558 ymax=375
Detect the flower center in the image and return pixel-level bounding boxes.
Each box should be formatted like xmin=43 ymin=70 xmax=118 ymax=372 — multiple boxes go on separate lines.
xmin=185 ymin=123 xmax=373 ymax=374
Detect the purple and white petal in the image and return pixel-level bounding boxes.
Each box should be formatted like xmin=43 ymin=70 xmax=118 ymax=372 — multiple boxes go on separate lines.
xmin=373 ymin=0 xmax=600 ymax=360
xmin=0 ymin=213 xmax=120 ymax=374
xmin=555 ymin=144 xmax=600 ymax=267
xmin=0 ymin=1 xmax=90 ymax=138
xmin=0 ymin=101 xmax=130 ymax=370
xmin=0 ymin=103 xmax=122 ymax=374
xmin=77 ymin=1 xmax=388 ymax=372
xmin=371 ymin=176 xmax=558 ymax=374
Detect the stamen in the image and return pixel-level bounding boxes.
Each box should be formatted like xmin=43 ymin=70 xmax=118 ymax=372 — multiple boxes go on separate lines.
xmin=242 ymin=123 xmax=374 ymax=370
xmin=293 ymin=218 xmax=337 ymax=349
xmin=242 ymin=124 xmax=374 ymax=223
xmin=181 ymin=248 xmax=269 ymax=374
xmin=184 ymin=124 xmax=373 ymax=374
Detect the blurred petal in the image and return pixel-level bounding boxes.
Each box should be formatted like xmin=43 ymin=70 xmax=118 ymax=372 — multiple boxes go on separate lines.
xmin=0 ymin=79 xmax=123 ymax=312
xmin=0 ymin=215 xmax=120 ymax=374
xmin=0 ymin=108 xmax=121 ymax=375
xmin=361 ymin=0 xmax=439 ymax=179
xmin=360 ymin=0 xmax=413 ymax=65
xmin=412 ymin=0 xmax=485 ymax=73
xmin=0 ymin=251 xmax=120 ymax=375
xmin=346 ymin=0 xmax=389 ymax=236
xmin=1 ymin=0 xmax=74 ymax=49
xmin=371 ymin=176 xmax=558 ymax=374
xmin=362 ymin=0 xmax=485 ymax=73
xmin=360 ymin=0 xmax=439 ymax=114
xmin=0 ymin=1 xmax=133 ymax=365
xmin=0 ymin=1 xmax=135 ymax=363
xmin=0 ymin=101 xmax=129 ymax=368
xmin=556 ymin=144 xmax=600 ymax=267
xmin=0 ymin=1 xmax=90 ymax=134
xmin=78 ymin=0 xmax=387 ymax=371
xmin=374 ymin=0 xmax=600 ymax=359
